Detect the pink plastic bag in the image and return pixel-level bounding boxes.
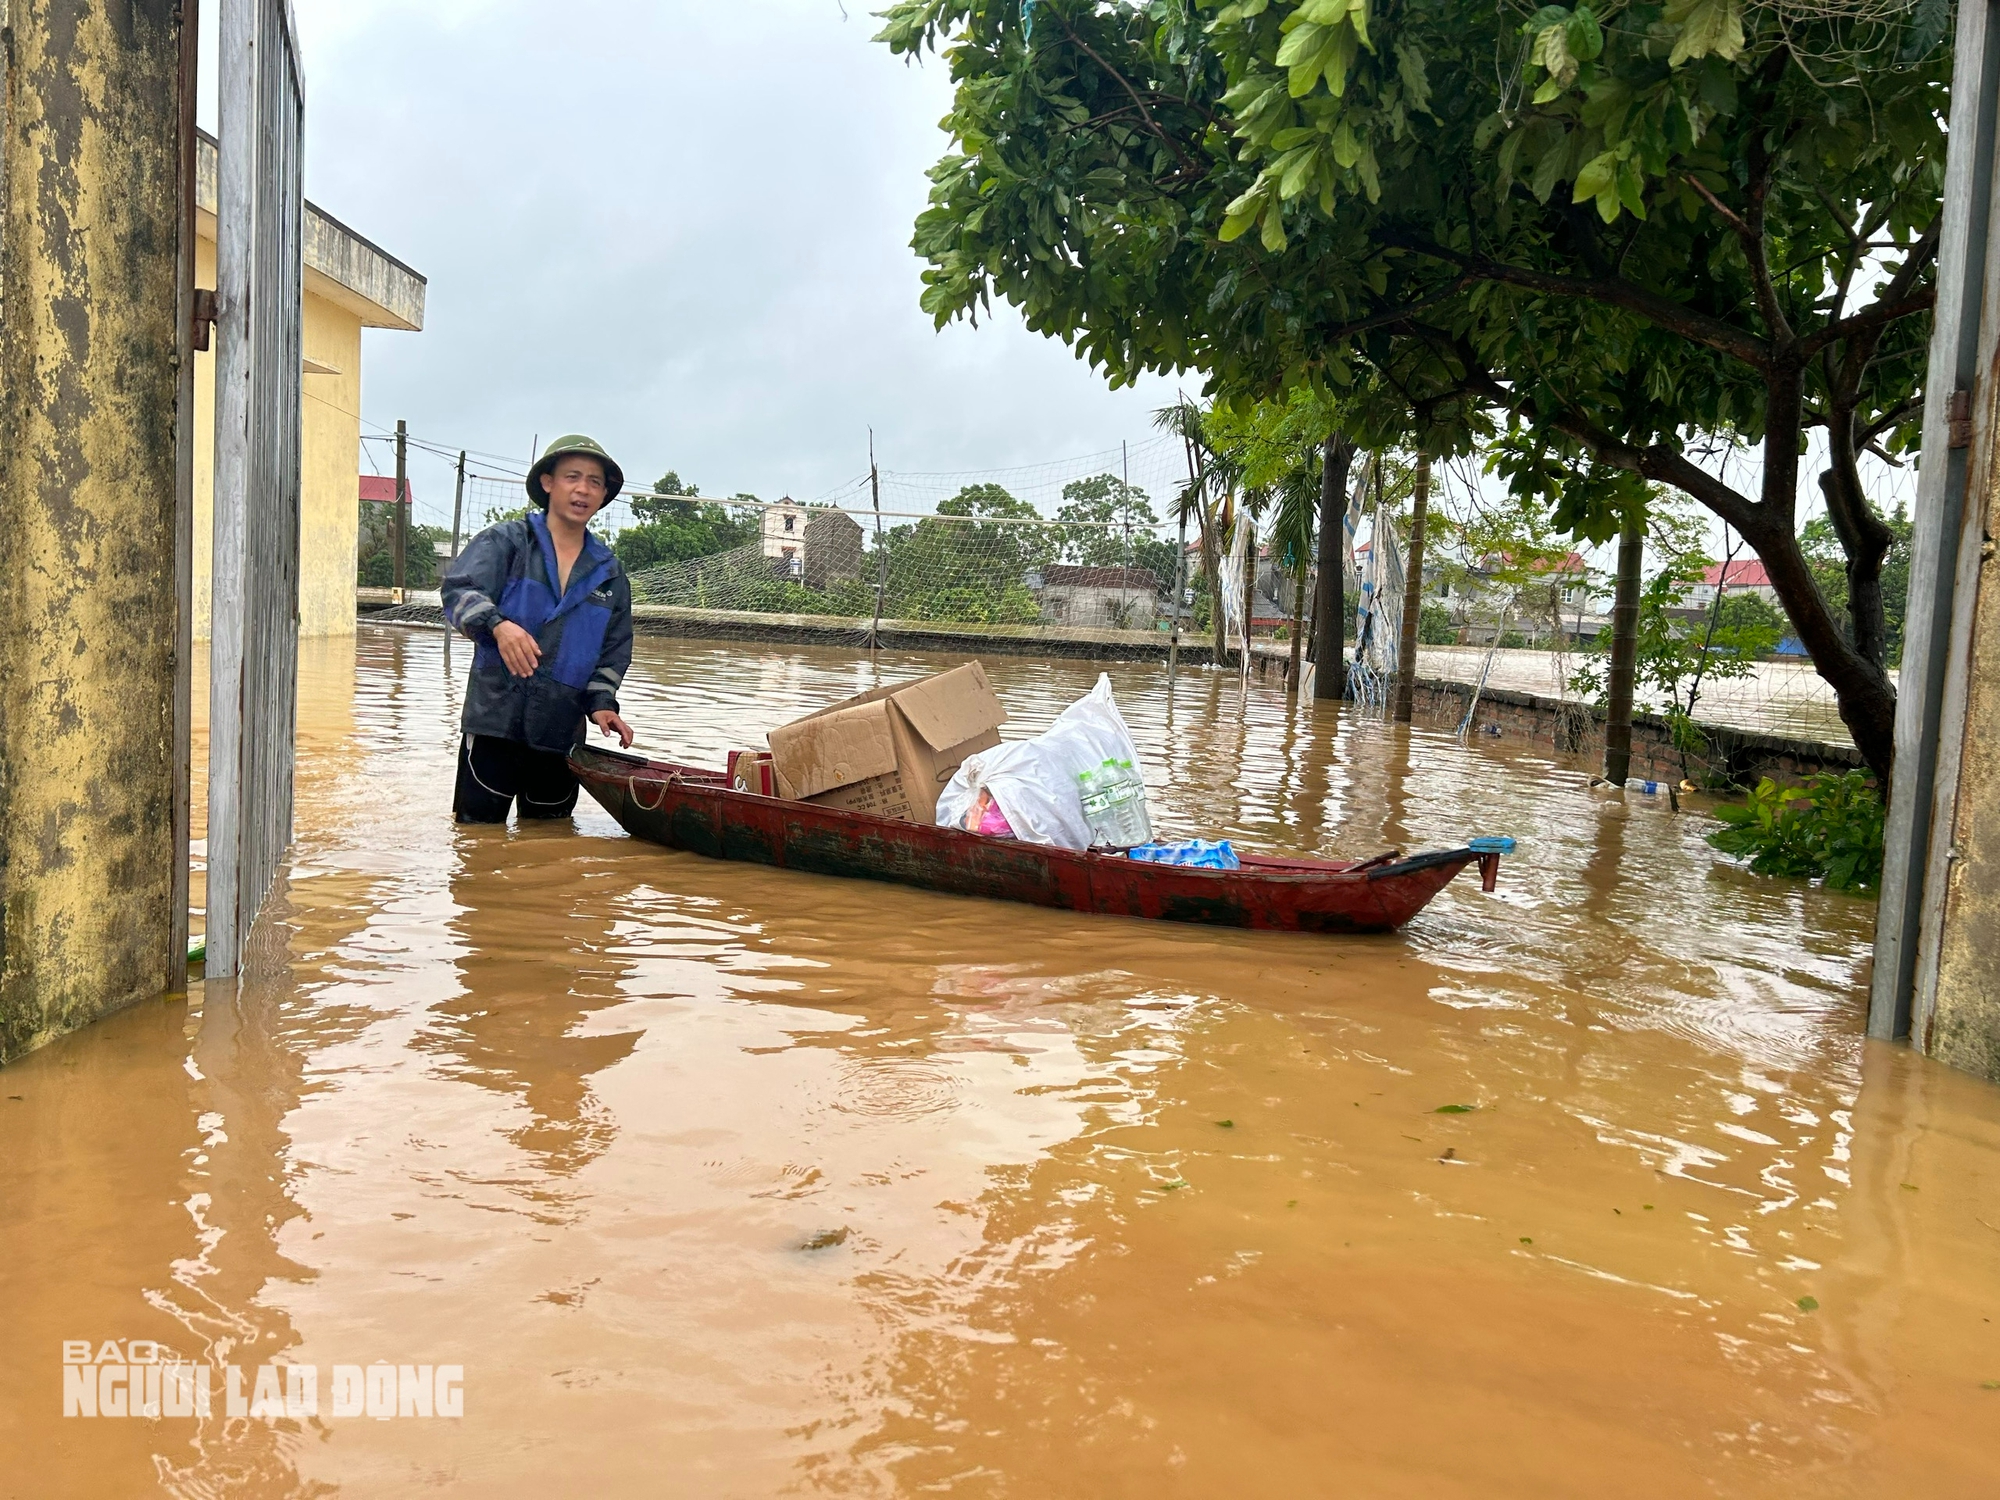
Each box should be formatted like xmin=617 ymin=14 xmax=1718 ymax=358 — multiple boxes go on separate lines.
xmin=962 ymin=788 xmax=1015 ymax=838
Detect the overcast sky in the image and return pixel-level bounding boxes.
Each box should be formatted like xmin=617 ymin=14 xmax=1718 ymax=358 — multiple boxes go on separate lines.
xmin=198 ymin=1 xmax=1185 ymax=521
xmin=205 ymin=0 xmax=1192 ymax=524
xmin=194 ymin=0 xmax=1909 ymax=557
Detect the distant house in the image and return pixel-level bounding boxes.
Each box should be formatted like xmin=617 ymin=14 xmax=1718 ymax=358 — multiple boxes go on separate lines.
xmin=357 ymin=476 xmax=450 ymax=559
xmin=802 ymin=509 xmax=864 ymax=590
xmin=761 ymin=498 xmax=808 ymax=577
xmin=1688 ymin=558 xmax=1777 ymax=608
xmin=760 ymin=500 xmax=864 ymax=588
xmin=1444 ymin=550 xmax=1593 ymax=619
xmin=1038 ymin=564 xmax=1160 ymax=628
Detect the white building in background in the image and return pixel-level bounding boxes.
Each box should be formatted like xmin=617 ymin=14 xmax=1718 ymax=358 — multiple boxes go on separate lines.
xmin=761 ymin=498 xmax=806 ymax=577
xmin=1687 ymin=559 xmax=1778 ymax=609
xmin=1037 ymin=565 xmax=1161 ymax=628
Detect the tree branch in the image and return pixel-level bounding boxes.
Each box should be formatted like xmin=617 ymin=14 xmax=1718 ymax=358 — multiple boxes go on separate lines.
xmin=1386 ymin=235 xmax=1773 ymax=369
xmin=1049 ymin=9 xmax=1200 ymax=178
xmin=1418 ymin=328 xmax=1764 ymax=532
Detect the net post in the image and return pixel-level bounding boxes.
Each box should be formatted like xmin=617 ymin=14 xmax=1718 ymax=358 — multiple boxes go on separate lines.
xmin=868 ymin=430 xmax=885 ymax=651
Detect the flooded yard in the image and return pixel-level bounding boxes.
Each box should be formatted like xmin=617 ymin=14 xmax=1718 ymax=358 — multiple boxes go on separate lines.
xmin=3 ymin=625 xmax=1997 ymax=1497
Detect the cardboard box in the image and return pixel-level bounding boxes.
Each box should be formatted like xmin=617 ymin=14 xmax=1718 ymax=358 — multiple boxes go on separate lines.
xmin=728 ymin=749 xmax=777 ymax=796
xmin=766 ymin=661 xmax=1006 ymax=824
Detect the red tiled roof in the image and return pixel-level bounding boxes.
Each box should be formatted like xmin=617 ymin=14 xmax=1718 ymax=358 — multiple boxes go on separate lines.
xmin=1702 ymin=559 xmax=1771 ymax=588
xmin=360 ymin=475 xmax=414 ymax=504
xmin=1042 ymin=564 xmax=1161 ymax=590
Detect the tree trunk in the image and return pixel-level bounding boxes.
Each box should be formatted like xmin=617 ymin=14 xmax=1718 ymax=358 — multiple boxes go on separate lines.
xmin=1241 ymin=516 xmax=1257 ymax=668
xmin=1819 ymin=404 xmax=1895 ymax=670
xmin=1312 ymin=436 xmax=1352 ymax=700
xmin=1392 ymin=454 xmax=1431 ymax=723
xmin=1604 ymin=509 xmax=1644 ymax=786
xmin=1193 ymin=492 xmax=1224 ymax=667
xmin=1741 ymin=509 xmax=1899 ymax=784
xmin=1289 ymin=565 xmax=1307 ymax=692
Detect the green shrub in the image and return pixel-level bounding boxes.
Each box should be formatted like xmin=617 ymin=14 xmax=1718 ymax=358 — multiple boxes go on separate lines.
xmin=1499 ymin=627 xmax=1529 ymax=649
xmin=1706 ymin=770 xmax=1885 ymax=893
xmin=1418 ymin=601 xmax=1456 ymax=644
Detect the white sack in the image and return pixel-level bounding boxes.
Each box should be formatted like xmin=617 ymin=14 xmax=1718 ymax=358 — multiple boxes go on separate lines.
xmin=937 ymin=674 xmax=1149 ymax=850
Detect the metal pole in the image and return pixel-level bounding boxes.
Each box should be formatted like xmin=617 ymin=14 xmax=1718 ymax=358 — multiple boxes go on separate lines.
xmin=1603 ymin=508 xmax=1645 ymax=785
xmin=1121 ymin=439 xmax=1131 ymax=631
xmin=1313 ymin=436 xmax=1350 ymax=701
xmin=1872 ymin=0 xmax=2000 ymax=1042
xmin=392 ymin=418 xmax=408 ymax=599
xmin=207 ymin=0 xmax=257 ymax=977
xmin=1393 ymin=454 xmax=1431 ymax=723
xmin=868 ymin=429 xmax=885 ymax=651
xmin=450 ymin=448 xmax=466 ymax=558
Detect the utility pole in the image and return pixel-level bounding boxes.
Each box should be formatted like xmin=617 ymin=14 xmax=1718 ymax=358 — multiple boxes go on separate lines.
xmin=1603 ymin=509 xmax=1645 ymax=786
xmin=392 ymin=418 xmax=409 ymax=600
xmin=1312 ymin=435 xmax=1352 ymax=701
xmin=868 ymin=429 xmax=885 ymax=651
xmin=1393 ymin=454 xmax=1432 ymax=723
xmin=1120 ymin=439 xmax=1132 ymax=630
xmin=449 ymin=449 xmax=466 ymax=559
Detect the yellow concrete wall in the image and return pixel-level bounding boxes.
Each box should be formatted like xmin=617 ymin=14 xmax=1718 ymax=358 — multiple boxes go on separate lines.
xmin=191 ymin=231 xmax=364 ymax=640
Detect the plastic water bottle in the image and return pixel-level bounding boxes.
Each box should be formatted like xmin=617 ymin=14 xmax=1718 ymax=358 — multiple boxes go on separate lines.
xmin=1080 ymin=758 xmax=1151 ymax=847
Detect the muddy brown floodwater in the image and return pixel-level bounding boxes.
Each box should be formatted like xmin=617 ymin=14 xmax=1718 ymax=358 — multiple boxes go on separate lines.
xmin=4 ymin=626 xmax=2000 ymax=1498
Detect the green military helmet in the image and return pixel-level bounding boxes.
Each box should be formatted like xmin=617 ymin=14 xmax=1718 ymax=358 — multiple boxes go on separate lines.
xmin=525 ymin=434 xmax=625 ymax=509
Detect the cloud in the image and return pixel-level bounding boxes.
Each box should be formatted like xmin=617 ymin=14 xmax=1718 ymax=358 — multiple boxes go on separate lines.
xmin=267 ymin=0 xmax=1186 ymax=522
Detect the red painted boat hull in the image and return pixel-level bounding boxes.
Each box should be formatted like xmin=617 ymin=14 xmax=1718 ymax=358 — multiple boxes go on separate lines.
xmin=571 ymin=746 xmax=1489 ymax=935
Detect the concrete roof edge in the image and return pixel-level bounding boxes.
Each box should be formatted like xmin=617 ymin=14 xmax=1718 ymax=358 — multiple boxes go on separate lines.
xmin=194 ymin=129 xmax=426 ymax=331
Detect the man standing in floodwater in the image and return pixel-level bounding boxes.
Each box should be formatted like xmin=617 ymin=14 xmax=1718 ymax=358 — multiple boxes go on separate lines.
xmin=441 ymin=435 xmax=636 ymax=823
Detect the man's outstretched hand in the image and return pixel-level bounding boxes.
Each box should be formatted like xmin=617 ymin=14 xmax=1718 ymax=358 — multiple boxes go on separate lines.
xmin=492 ymin=620 xmax=540 ymax=678
xmin=591 ymin=710 xmax=635 ymax=749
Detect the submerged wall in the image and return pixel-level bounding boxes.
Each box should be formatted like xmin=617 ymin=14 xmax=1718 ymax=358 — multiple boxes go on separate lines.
xmin=0 ymin=0 xmax=190 ymax=1063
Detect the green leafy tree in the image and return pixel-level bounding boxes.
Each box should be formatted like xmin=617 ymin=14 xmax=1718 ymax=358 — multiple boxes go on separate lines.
xmin=1053 ymin=473 xmax=1178 ymax=586
xmin=879 ymin=0 xmax=1947 ymax=782
xmin=1418 ymin=600 xmax=1456 ymax=644
xmin=1708 ymin=770 xmax=1885 ymax=891
xmin=357 ymin=518 xmax=452 ymax=588
xmin=615 ymin=470 xmax=759 ymax=571
xmin=880 ymin=483 xmax=1046 ymax=622
xmin=1572 ymin=510 xmax=1781 ymax=766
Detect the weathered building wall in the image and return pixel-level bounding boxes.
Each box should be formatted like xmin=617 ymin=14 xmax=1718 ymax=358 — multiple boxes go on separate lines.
xmin=191 ymin=221 xmax=369 ymax=640
xmin=0 ymin=0 xmax=189 ymax=1063
xmin=190 ymin=250 xmax=366 ymax=640
xmin=189 ymin=133 xmax=423 ymax=641
xmin=1921 ymin=492 xmax=2000 ymax=1080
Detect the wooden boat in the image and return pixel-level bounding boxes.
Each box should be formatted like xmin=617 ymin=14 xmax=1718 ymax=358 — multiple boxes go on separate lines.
xmin=571 ymin=745 xmax=1506 ymax=935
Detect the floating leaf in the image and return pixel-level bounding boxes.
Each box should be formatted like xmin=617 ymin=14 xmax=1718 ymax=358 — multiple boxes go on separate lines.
xmin=1435 ymin=1103 xmax=1477 ymax=1114
xmin=1520 ymin=1236 xmax=1533 ymax=1244
xmin=1216 ymin=1119 xmax=1236 ymax=1128
xmin=1797 ymin=1295 xmax=1819 ymax=1312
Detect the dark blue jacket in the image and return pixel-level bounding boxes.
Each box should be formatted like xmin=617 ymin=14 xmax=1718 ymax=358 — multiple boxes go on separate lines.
xmin=441 ymin=513 xmax=633 ymax=753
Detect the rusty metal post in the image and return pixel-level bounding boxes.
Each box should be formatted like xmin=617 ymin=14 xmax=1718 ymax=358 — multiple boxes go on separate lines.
xmin=450 ymin=448 xmax=467 ymax=558
xmin=1603 ymin=509 xmax=1645 ymax=786
xmin=868 ymin=430 xmax=885 ymax=651
xmin=1312 ymin=436 xmax=1352 ymax=700
xmin=0 ymin=0 xmax=194 ymax=1061
xmin=1393 ymin=454 xmax=1431 ymax=723
xmin=393 ymin=418 xmax=409 ymax=599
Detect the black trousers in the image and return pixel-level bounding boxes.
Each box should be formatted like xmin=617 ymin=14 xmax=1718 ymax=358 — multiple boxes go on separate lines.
xmin=453 ymin=734 xmax=580 ymax=824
